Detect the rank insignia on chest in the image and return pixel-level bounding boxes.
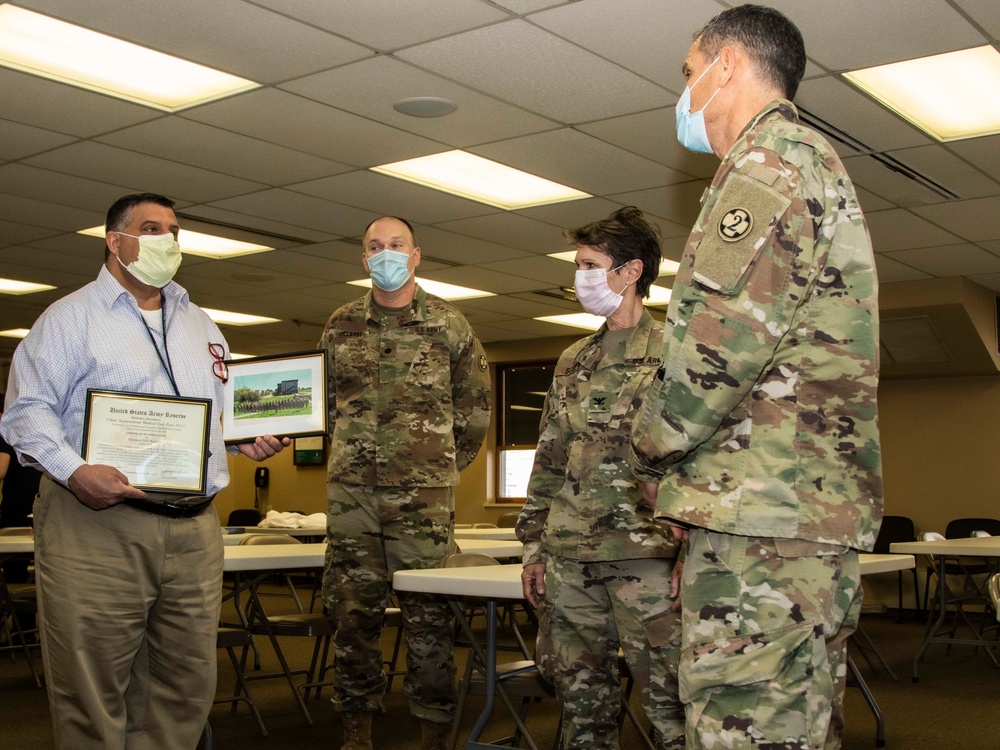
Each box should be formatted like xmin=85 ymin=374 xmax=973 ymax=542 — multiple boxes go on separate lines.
xmin=718 ymin=207 xmax=753 ymax=242
xmin=589 ymin=390 xmax=610 ymax=413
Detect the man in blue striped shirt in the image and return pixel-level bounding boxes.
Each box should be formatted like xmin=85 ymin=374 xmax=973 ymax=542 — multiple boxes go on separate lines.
xmin=1 ymin=192 xmax=286 ymax=750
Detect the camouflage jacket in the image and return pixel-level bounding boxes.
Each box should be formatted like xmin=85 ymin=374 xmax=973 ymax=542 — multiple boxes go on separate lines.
xmin=517 ymin=310 xmax=681 ymax=565
xmin=629 ymin=100 xmax=883 ymax=550
xmin=320 ymin=286 xmax=491 ymax=487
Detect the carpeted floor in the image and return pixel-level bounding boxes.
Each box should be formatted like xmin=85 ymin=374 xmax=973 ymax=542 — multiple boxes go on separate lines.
xmin=2 ymin=589 xmax=998 ymax=749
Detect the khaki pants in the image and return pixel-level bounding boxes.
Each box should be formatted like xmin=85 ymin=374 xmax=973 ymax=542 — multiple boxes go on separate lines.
xmin=34 ymin=477 xmax=223 ymax=750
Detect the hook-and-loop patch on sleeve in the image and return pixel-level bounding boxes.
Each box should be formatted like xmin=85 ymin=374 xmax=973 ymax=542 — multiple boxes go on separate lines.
xmin=692 ymin=168 xmax=792 ymax=296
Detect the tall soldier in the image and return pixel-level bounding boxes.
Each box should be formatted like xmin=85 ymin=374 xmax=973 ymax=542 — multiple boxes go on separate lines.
xmin=320 ymin=216 xmax=491 ymax=750
xmin=629 ymin=6 xmax=883 ymax=749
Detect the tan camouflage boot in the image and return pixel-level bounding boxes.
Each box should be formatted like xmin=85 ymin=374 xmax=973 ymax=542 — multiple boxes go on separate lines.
xmin=342 ymin=712 xmax=373 ymax=750
xmin=419 ymin=718 xmax=451 ymax=750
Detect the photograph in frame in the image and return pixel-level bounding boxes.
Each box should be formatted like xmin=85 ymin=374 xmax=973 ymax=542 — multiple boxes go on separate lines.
xmin=222 ymin=350 xmax=328 ymax=444
xmin=81 ymin=390 xmax=211 ymax=494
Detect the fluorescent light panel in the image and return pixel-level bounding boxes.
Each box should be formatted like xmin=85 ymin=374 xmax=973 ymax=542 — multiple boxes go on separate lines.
xmin=0 ymin=328 xmax=30 ymax=339
xmin=0 ymin=278 xmax=56 ymax=295
xmin=0 ymin=4 xmax=257 ymax=111
xmin=534 ymin=313 xmax=605 ymax=331
xmin=548 ymin=251 xmax=680 ymax=277
xmin=201 ymin=308 xmax=279 ymax=326
xmin=843 ymin=46 xmax=1000 ymax=141
xmin=371 ymin=151 xmax=590 ymax=210
xmin=348 ymin=278 xmax=495 ymax=301
xmin=78 ymin=226 xmax=273 ymax=259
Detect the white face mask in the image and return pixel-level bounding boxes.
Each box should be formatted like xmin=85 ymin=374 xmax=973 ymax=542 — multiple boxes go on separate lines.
xmin=114 ymin=232 xmax=182 ymax=288
xmin=574 ymin=265 xmax=631 ymax=318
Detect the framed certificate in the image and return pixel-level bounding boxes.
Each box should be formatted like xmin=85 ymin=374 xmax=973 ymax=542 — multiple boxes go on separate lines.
xmin=81 ymin=390 xmax=211 ymax=494
xmin=222 ymin=350 xmax=328 ymax=444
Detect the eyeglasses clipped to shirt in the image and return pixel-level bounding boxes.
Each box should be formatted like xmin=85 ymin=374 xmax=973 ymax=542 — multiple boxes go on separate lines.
xmin=209 ymin=342 xmax=229 ymax=383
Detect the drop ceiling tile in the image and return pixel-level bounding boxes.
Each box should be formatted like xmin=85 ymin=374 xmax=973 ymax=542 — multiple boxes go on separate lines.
xmin=184 ymin=89 xmax=443 ymax=167
xmin=485 ymin=1 xmax=567 ymax=13
xmin=0 ymin=194 xmax=103 ymax=232
xmin=464 ymin=293 xmax=575 ymax=319
xmin=796 ymin=77 xmax=931 ymax=152
xmin=178 ymin=206 xmax=337 ymax=245
xmin=14 ymin=0 xmax=370 ymax=83
xmin=472 ymin=129 xmax=688 ymax=196
xmin=865 ymin=208 xmax=964 ymax=252
xmin=0 ymin=68 xmax=161 ymax=138
xmin=24 ymin=232 xmax=104 ymax=258
xmin=287 ymin=170 xmax=497 ymax=224
xmin=0 ymin=220 xmax=64 ymax=246
xmin=24 ymin=143 xmax=265 ymax=204
xmin=873 ymin=254 xmax=931 ymax=283
xmin=171 ymin=271 xmax=270 ymax=301
xmin=912 ymin=197 xmax=1000 ymax=243
xmin=842 ymin=155 xmax=952 ymax=208
xmin=948 ymin=135 xmax=1000 ymax=189
xmin=0 ymin=119 xmax=77 ymax=161
xmin=5 ymin=241 xmax=104 ymax=277
xmin=405 ymin=227 xmax=531 ymax=265
xmin=253 ymin=0 xmax=509 ymax=50
xmin=96 ymin=118 xmax=353 ymax=186
xmin=965 ymin=273 xmax=1000 ymax=294
xmin=530 ymin=0 xmax=720 ymax=89
xmin=397 ymin=20 xmax=671 ymax=123
xmin=214 ymin=251 xmax=361 ymax=285
xmin=0 ymin=254 xmax=94 ymax=289
xmin=609 ymin=181 xmax=710 ymax=229
xmin=576 ymin=109 xmax=719 ymax=179
xmin=981 ymin=240 xmax=1000 ymax=257
xmin=954 ymin=0 xmax=1000 ymax=37
xmin=885 ymin=244 xmax=1000 ymax=276
xmin=279 ymin=56 xmax=557 ymax=148
xmin=889 ymin=145 xmax=1000 ymax=200
xmin=0 ymin=164 xmax=137 ymax=213
xmin=468 ymin=322 xmax=545 ymax=342
xmin=434 ymin=213 xmax=567 ymax=254
xmin=208 ymin=189 xmax=377 ymax=237
xmin=855 ymin=187 xmax=897 ymax=213
xmin=515 ymin=197 xmax=626 ymax=232
xmin=221 ymin=288 xmax=349 ymax=321
xmin=766 ymin=0 xmax=987 ymax=70
xmin=475 ymin=255 xmax=574 ymax=288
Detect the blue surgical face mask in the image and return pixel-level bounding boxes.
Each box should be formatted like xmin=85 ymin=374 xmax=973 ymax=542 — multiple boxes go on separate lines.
xmin=367 ymin=248 xmax=412 ymax=292
xmin=675 ymin=57 xmax=720 ymax=154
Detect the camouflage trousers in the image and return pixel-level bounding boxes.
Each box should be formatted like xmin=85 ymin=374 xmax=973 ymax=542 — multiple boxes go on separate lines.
xmin=323 ymin=482 xmax=458 ymax=723
xmin=679 ymin=530 xmax=863 ymax=750
xmin=535 ymin=556 xmax=685 ymax=749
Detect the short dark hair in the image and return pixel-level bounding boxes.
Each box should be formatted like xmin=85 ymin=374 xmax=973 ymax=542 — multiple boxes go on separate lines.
xmin=566 ymin=207 xmax=662 ymax=299
xmin=363 ymin=215 xmax=416 ymax=245
xmin=696 ymin=4 xmax=806 ymax=100
xmin=103 ymin=192 xmax=176 ymax=260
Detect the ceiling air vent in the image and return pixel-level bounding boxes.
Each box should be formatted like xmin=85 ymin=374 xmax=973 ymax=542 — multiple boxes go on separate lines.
xmin=879 ymin=316 xmax=951 ymax=364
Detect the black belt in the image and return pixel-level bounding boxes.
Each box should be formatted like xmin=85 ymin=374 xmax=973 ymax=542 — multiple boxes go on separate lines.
xmin=125 ymin=493 xmax=215 ymax=518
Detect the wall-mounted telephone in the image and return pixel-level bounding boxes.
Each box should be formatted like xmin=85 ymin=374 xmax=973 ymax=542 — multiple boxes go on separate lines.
xmin=254 ymin=467 xmax=269 ymax=488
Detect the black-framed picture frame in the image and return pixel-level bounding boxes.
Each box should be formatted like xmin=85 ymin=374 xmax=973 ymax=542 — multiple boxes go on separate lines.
xmin=222 ymin=350 xmax=328 ymax=444
xmin=292 ymin=436 xmax=326 ymax=466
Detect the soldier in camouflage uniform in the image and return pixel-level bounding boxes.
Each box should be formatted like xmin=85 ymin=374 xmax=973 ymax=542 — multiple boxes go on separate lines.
xmin=629 ymin=7 xmax=882 ymax=750
xmin=320 ymin=216 xmax=491 ymax=750
xmin=517 ymin=207 xmax=685 ymax=749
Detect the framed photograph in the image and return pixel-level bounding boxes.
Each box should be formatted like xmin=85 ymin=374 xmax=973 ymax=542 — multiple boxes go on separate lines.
xmin=293 ymin=436 xmax=326 ymax=466
xmin=81 ymin=389 xmax=211 ymax=494
xmin=222 ymin=350 xmax=328 ymax=444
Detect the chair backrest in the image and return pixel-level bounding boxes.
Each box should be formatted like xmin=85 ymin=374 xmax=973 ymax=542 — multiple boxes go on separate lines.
xmin=444 ymin=552 xmax=501 ymax=568
xmin=496 ymin=512 xmax=520 ymax=528
xmin=872 ymin=515 xmax=916 ymax=553
xmin=945 ymin=517 xmax=1000 ymax=539
xmin=473 ymin=523 xmax=499 ymax=529
xmin=921 ymin=531 xmax=945 ymax=541
xmin=227 ymin=508 xmax=262 ymax=526
xmin=239 ymin=533 xmax=301 ymax=546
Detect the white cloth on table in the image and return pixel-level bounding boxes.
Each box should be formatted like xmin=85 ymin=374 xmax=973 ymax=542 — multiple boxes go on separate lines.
xmin=258 ymin=510 xmax=326 ymax=528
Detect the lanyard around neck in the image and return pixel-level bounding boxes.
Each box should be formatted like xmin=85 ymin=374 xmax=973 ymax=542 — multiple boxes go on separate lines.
xmin=139 ymin=293 xmax=180 ymax=396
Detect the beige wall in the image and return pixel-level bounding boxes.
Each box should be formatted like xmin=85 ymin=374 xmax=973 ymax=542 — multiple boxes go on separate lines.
xmin=216 ymin=336 xmax=1000 ymax=609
